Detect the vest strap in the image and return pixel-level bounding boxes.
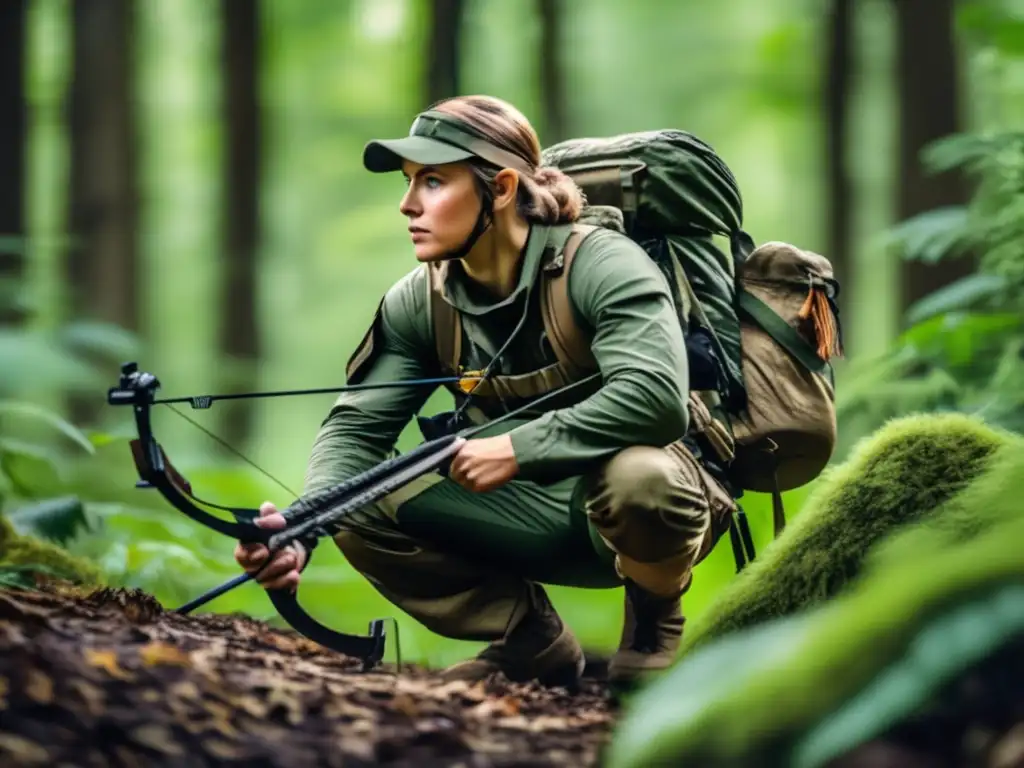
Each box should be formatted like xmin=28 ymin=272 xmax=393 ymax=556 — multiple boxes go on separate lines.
xmin=427 ymin=262 xmax=461 ymax=375
xmin=541 ymin=224 xmax=600 ymax=376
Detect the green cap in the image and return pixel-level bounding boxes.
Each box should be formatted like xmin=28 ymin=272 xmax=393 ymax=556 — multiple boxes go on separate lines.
xmin=363 ymin=111 xmax=533 ymax=174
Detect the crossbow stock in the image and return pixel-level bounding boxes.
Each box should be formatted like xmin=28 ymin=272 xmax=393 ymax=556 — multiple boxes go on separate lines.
xmin=107 ymin=361 xmax=601 ymax=672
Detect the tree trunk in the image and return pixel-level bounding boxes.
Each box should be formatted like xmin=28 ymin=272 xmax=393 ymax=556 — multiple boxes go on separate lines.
xmin=823 ymin=0 xmax=851 ymax=319
xmin=426 ymin=0 xmax=465 ymax=106
xmin=538 ymin=0 xmax=567 ymax=144
xmin=218 ymin=0 xmax=261 ymax=449
xmin=0 ymin=0 xmax=28 ymax=326
xmin=893 ymin=0 xmax=972 ymax=318
xmin=66 ymin=0 xmax=139 ymax=423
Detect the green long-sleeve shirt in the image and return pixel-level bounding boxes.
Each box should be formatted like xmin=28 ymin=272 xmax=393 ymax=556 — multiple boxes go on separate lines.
xmin=302 ymin=222 xmax=691 ymax=494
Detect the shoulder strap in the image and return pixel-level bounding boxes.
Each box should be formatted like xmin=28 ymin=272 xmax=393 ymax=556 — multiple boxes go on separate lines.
xmin=541 ymin=224 xmax=600 ymax=377
xmin=426 ymin=263 xmax=461 ymax=375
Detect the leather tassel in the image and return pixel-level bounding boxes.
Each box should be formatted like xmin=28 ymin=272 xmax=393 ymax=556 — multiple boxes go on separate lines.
xmin=798 ymin=286 xmax=844 ymax=361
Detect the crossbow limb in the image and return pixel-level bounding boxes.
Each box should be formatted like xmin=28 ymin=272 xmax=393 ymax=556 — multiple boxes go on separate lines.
xmin=107 ymin=362 xmax=393 ymax=670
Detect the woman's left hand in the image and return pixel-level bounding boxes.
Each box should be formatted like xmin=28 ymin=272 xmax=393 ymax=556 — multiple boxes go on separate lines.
xmin=449 ymin=434 xmax=519 ymax=492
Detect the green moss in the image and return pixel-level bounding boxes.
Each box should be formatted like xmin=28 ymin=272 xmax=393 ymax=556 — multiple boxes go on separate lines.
xmin=0 ymin=514 xmax=101 ymax=587
xmin=0 ymin=514 xmax=13 ymax=550
xmin=867 ymin=440 xmax=1024 ymax=569
xmin=606 ymin=512 xmax=1024 ymax=765
xmin=682 ymin=413 xmax=1012 ymax=651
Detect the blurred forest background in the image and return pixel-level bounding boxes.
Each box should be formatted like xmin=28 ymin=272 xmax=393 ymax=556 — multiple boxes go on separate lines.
xmin=1 ymin=0 xmax=1022 ymax=668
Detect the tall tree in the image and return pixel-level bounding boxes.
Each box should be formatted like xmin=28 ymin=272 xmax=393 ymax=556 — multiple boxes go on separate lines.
xmin=66 ymin=0 xmax=139 ymax=423
xmin=218 ymin=0 xmax=262 ymax=449
xmin=426 ymin=0 xmax=465 ymax=105
xmin=823 ymin=0 xmax=852 ymax=319
xmin=0 ymin=1 xmax=28 ymax=326
xmin=538 ymin=0 xmax=567 ymax=144
xmin=893 ymin=0 xmax=972 ymax=317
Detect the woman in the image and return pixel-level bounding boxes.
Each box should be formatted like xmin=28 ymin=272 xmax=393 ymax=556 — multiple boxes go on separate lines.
xmin=235 ymin=95 xmax=736 ymax=688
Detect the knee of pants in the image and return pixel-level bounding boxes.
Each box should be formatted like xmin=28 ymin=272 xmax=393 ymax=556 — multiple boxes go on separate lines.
xmin=331 ymin=529 xmax=524 ymax=641
xmin=583 ymin=444 xmax=711 ymax=563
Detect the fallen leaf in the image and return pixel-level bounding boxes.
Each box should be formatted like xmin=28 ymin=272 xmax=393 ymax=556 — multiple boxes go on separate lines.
xmin=469 ymin=696 xmax=521 ymax=719
xmin=0 ymin=734 xmax=50 ymax=765
xmin=68 ymin=679 xmax=106 ymax=716
xmin=233 ymin=694 xmax=270 ymax=719
xmin=83 ymin=648 xmax=134 ymax=680
xmin=204 ymin=738 xmax=252 ymax=760
xmin=991 ymin=722 xmax=1024 ymax=768
xmin=463 ymin=681 xmax=489 ymax=702
xmin=139 ymin=641 xmax=191 ymax=668
xmin=130 ymin=724 xmax=184 ymax=755
xmin=391 ymin=692 xmax=420 ymax=717
xmin=24 ymin=669 xmax=54 ymax=704
xmin=114 ymin=745 xmax=149 ymax=768
xmin=205 ymin=700 xmax=241 ymax=738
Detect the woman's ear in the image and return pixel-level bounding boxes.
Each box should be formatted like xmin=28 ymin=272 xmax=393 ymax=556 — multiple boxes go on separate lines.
xmin=491 ymin=169 xmax=520 ymax=212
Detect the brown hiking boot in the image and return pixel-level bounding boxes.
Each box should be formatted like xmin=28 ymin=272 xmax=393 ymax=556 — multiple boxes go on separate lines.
xmin=440 ymin=583 xmax=585 ymax=688
xmin=608 ymin=579 xmax=685 ymax=685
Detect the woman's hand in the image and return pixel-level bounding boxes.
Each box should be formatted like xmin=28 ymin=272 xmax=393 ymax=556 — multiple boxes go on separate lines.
xmin=233 ymin=501 xmax=307 ymax=593
xmin=449 ymin=434 xmax=519 ymax=492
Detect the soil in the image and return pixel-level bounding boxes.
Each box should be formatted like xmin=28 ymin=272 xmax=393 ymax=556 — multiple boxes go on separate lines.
xmin=3 ymin=579 xmax=1020 ymax=768
xmin=0 ymin=581 xmax=618 ymax=767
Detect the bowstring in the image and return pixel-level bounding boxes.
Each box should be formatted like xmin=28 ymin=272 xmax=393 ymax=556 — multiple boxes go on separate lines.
xmin=162 ymin=403 xmax=298 ymax=499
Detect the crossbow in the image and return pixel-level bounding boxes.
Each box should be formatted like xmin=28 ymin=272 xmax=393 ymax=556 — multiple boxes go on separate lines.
xmin=107 ymin=361 xmax=601 ymax=671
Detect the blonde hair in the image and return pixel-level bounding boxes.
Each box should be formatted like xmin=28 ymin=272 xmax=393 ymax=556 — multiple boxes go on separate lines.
xmin=431 ymin=95 xmax=584 ymax=225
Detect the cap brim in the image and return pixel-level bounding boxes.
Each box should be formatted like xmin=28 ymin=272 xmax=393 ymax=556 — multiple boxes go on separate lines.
xmin=362 ymin=135 xmax=475 ymax=173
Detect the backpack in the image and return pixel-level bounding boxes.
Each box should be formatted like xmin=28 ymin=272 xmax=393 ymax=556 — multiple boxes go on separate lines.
xmin=429 ymin=129 xmax=843 ymax=550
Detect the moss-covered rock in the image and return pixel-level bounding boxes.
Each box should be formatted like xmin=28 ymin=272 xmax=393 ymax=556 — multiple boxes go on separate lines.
xmin=682 ymin=413 xmax=1012 ymax=651
xmin=605 ymin=423 xmax=1024 ymax=768
xmin=0 ymin=513 xmax=101 ymax=587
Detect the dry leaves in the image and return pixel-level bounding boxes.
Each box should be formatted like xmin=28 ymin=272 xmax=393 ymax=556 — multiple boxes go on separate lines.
xmin=0 ymin=584 xmax=617 ymax=766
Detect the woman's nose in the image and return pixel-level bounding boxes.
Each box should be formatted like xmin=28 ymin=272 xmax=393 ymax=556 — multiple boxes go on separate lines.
xmin=399 ymin=187 xmax=419 ymax=216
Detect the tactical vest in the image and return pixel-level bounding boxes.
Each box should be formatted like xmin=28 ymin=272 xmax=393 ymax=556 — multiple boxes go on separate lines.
xmin=426 ymin=223 xmax=603 ymax=419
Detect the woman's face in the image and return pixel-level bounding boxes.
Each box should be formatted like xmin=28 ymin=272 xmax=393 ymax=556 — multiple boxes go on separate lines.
xmin=399 ymin=160 xmax=481 ymax=261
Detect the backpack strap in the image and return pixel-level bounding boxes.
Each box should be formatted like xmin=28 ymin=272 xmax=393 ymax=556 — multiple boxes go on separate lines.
xmin=426 ymin=262 xmax=461 ymax=376
xmin=540 ymin=223 xmax=600 ymax=377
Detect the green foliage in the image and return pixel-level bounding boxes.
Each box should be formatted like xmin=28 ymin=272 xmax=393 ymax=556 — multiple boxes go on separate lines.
xmin=6 ymin=496 xmax=90 ymax=546
xmin=0 ymin=308 xmax=139 ymax=403
xmin=681 ymin=413 xmax=1012 ymax=652
xmin=606 ymin=434 xmax=1024 ymax=768
xmin=0 ymin=394 xmax=105 ymax=586
xmin=839 ymin=131 xmax=1024 ymax=440
xmin=958 ymin=0 xmax=1024 ymax=68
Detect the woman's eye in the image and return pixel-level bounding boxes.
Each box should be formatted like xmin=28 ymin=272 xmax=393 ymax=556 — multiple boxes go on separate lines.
xmin=425 ymin=176 xmax=441 ymax=189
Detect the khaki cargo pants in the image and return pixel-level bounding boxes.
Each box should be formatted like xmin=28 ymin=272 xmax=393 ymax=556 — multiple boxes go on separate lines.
xmin=331 ymin=439 xmax=736 ymax=642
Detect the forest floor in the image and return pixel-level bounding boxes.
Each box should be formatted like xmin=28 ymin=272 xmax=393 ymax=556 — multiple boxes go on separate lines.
xmin=0 ymin=581 xmax=617 ymax=767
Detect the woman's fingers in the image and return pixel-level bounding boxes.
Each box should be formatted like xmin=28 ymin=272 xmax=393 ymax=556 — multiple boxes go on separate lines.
xmin=254 ymin=500 xmax=287 ymax=530
xmin=233 ymin=501 xmax=306 ymax=593
xmin=256 ymin=548 xmax=302 ymax=591
xmin=234 ymin=541 xmax=268 ymax=572
xmin=260 ymin=568 xmax=300 ymax=592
